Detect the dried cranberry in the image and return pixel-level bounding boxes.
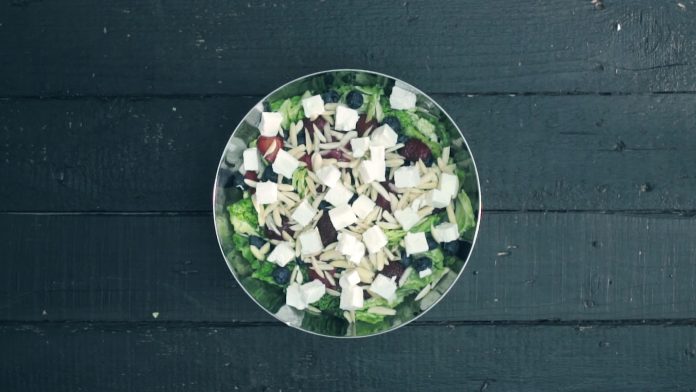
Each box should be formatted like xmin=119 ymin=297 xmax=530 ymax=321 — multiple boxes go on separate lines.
xmin=316 ymin=212 xmax=338 ymax=246
xmin=356 ymin=114 xmax=377 ymax=137
xmin=380 ymin=261 xmax=405 ymax=280
xmin=375 ymin=194 xmax=391 ymax=212
xmin=400 ymin=138 xmax=432 ymax=163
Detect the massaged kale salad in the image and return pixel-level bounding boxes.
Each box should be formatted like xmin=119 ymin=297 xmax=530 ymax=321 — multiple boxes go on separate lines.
xmin=220 ymin=74 xmax=478 ymax=335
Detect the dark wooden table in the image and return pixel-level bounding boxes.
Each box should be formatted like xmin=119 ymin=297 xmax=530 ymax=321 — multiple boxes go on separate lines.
xmin=2 ymin=1 xmax=696 ymax=391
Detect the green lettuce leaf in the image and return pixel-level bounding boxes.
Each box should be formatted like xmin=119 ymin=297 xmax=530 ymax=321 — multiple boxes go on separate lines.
xmin=270 ymin=95 xmax=304 ymax=129
xmin=227 ymin=197 xmax=260 ymax=236
xmin=315 ymin=294 xmax=343 ymax=318
xmin=232 ymin=233 xmax=260 ymax=270
xmin=386 ymin=110 xmax=444 ymax=157
xmin=292 ymin=167 xmax=309 ymax=198
xmin=454 ymin=190 xmax=476 ymax=237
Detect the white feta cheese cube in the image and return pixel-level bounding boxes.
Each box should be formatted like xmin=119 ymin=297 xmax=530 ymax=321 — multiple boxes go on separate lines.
xmin=362 ymin=225 xmax=388 ymax=254
xmin=259 ymin=112 xmax=283 ymax=137
xmin=389 ymin=85 xmax=417 ymax=110
xmin=432 ymin=222 xmax=460 ymax=243
xmin=368 ymin=146 xmax=386 ymax=181
xmin=299 ymin=228 xmax=323 ymax=255
xmin=339 ymin=285 xmax=364 ymax=310
xmin=301 ymin=94 xmax=325 ymax=119
xmin=369 ymin=145 xmax=385 ymax=162
xmin=370 ymin=124 xmax=398 ymax=148
xmin=393 ymin=208 xmax=421 ymax=231
xmin=290 ymin=199 xmax=317 ymax=227
xmin=394 ymin=165 xmax=421 ymax=188
xmin=348 ymin=242 xmax=365 ymax=265
xmin=267 ymin=242 xmax=295 ymax=267
xmin=334 ymin=105 xmax=359 ymax=131
xmin=339 ymin=269 xmax=361 ymax=288
xmin=370 ymin=274 xmax=397 ymax=302
xmin=300 ymin=279 xmax=326 ymax=304
xmin=315 ymin=164 xmax=341 ymax=187
xmin=336 ymin=232 xmax=358 ymax=256
xmin=286 ymin=283 xmax=306 ymax=310
xmin=325 ymin=183 xmax=354 ymax=207
xmin=358 ymin=160 xmax=380 ymax=184
xmin=255 ymin=181 xmax=278 ymax=204
xmin=328 ymin=204 xmax=358 ymax=230
xmin=404 ymin=232 xmax=429 ymax=256
xmin=350 ymin=137 xmax=370 ymax=158
xmin=439 ymin=173 xmax=459 ymax=199
xmin=426 ymin=189 xmax=451 ymax=209
xmin=351 ymin=195 xmax=376 ymax=220
xmin=419 ymin=268 xmax=433 ymax=278
xmin=243 ymin=148 xmax=261 ymax=172
xmin=272 ymin=149 xmax=299 ymax=179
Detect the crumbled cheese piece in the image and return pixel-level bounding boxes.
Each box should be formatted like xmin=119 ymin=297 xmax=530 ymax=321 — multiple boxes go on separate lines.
xmin=302 ymin=95 xmax=325 ymax=118
xmin=431 ymin=222 xmax=460 ymax=243
xmin=328 ymin=204 xmax=358 ymax=230
xmin=301 ymin=280 xmax=326 ymax=304
xmin=394 ymin=165 xmax=421 ymax=188
xmin=325 ymin=183 xmax=354 ymax=207
xmin=243 ymin=148 xmax=261 ymax=172
xmin=370 ymin=124 xmax=398 ymax=148
xmin=286 ymin=283 xmax=306 ymax=310
xmin=350 ymin=137 xmax=370 ymax=158
xmin=267 ymin=241 xmax=295 ymax=267
xmin=340 ymin=285 xmax=364 ymax=310
xmin=290 ymin=199 xmax=317 ymax=227
xmin=335 ymin=106 xmax=360 ymax=131
xmin=426 ymin=189 xmax=450 ymax=208
xmin=393 ymin=208 xmax=421 ymax=231
xmin=339 ymin=269 xmax=361 ymax=288
xmin=299 ymin=228 xmax=323 ymax=255
xmin=336 ymin=232 xmax=358 ymax=256
xmin=404 ymin=232 xmax=429 ymax=255
xmin=316 ymin=164 xmax=341 ymax=187
xmin=272 ymin=149 xmax=299 ymax=178
xmin=389 ymin=85 xmax=417 ymax=110
xmin=439 ymin=172 xmax=459 ymax=199
xmin=259 ymin=112 xmax=283 ymax=136
xmin=362 ymin=225 xmax=388 ymax=254
xmin=255 ymin=181 xmax=278 ymax=204
xmin=351 ymin=195 xmax=376 ymax=220
xmin=370 ymin=274 xmax=397 ymax=302
xmin=348 ymin=242 xmax=366 ymax=265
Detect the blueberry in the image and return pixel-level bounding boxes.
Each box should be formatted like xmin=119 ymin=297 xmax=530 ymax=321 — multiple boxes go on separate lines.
xmin=423 ymin=155 xmax=434 ymax=166
xmin=318 ymin=200 xmax=331 ymax=210
xmin=225 ymin=172 xmax=245 ymax=189
xmin=443 ymin=241 xmax=460 ymax=255
xmin=248 ymin=235 xmax=265 ymax=248
xmin=426 ymin=234 xmax=438 ymax=250
xmin=261 ymin=166 xmax=278 ymax=182
xmin=349 ymin=193 xmax=358 ymax=204
xmin=346 ymin=91 xmax=363 ymax=109
xmin=321 ymin=90 xmax=340 ymax=104
xmin=456 ymin=241 xmax=473 ymax=259
xmin=272 ymin=266 xmax=291 ymax=285
xmin=296 ymin=130 xmax=306 ymax=146
xmin=400 ymin=253 xmax=412 ymax=267
xmin=413 ymin=257 xmax=433 ymax=272
xmin=382 ymin=116 xmax=402 ymax=133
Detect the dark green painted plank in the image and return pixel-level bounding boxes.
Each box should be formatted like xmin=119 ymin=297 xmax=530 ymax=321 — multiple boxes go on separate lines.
xmin=1 ymin=322 xmax=695 ymax=392
xmin=2 ymin=213 xmax=696 ymax=323
xmin=1 ymin=1 xmax=695 ymax=96
xmin=2 ymin=94 xmax=695 ymax=211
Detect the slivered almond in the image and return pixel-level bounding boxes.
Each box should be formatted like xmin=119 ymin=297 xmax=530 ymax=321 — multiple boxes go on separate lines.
xmin=330 ymin=260 xmax=352 ymax=269
xmin=326 ymin=288 xmax=340 ymax=297
xmin=320 ymin=250 xmax=342 ymax=261
xmin=386 ymin=159 xmax=404 ymax=168
xmin=356 ymin=267 xmax=375 ymax=283
xmin=324 ymin=273 xmax=336 ymax=287
xmin=447 ymin=204 xmax=457 ymax=224
xmin=272 ymin=208 xmax=282 ymax=227
xmin=281 ymin=231 xmax=294 ymax=243
xmin=378 ymin=221 xmax=401 ymax=230
xmin=260 ymin=242 xmax=271 ymax=255
xmin=382 ymin=210 xmax=396 ymax=223
xmin=442 ymin=146 xmax=451 ymax=164
xmin=262 ymin=139 xmax=277 ymax=159
xmin=418 ymin=206 xmax=434 ymax=218
xmin=385 ymin=143 xmax=404 ymax=153
xmin=249 ymin=245 xmax=264 ymax=261
xmin=399 ymin=267 xmax=413 ymax=287
xmin=313 ymin=124 xmax=326 ymax=142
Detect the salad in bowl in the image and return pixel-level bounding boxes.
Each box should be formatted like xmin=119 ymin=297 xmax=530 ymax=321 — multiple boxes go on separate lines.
xmin=213 ymin=70 xmax=480 ymax=337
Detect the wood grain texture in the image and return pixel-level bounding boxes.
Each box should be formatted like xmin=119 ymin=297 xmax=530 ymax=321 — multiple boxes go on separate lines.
xmin=1 ymin=322 xmax=695 ymax=392
xmin=3 ymin=213 xmax=696 ymax=323
xmin=2 ymin=94 xmax=695 ymax=212
xmin=1 ymin=1 xmax=695 ymax=96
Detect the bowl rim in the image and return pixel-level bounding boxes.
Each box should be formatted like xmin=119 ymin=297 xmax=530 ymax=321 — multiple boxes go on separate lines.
xmin=212 ymin=68 xmax=483 ymax=338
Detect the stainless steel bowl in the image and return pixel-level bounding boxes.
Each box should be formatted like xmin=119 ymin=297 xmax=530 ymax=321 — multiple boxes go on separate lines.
xmin=213 ymin=69 xmax=482 ymax=337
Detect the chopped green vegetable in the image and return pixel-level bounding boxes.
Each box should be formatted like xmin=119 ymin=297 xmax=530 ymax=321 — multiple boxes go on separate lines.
xmin=251 ymin=262 xmax=282 ymax=287
xmin=409 ymin=212 xmax=445 ymax=233
xmin=232 ymin=233 xmax=260 ymax=269
xmin=355 ymin=311 xmax=386 ymax=324
xmin=227 ymin=198 xmax=260 ymax=236
xmin=315 ymin=294 xmax=343 ymax=318
xmin=385 ymin=110 xmax=444 ymax=157
xmin=454 ymin=190 xmax=476 ymax=237
xmin=384 ymin=229 xmax=406 ymax=247
xmin=270 ymin=95 xmax=304 ymax=129
xmin=292 ymin=167 xmax=309 ymax=198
